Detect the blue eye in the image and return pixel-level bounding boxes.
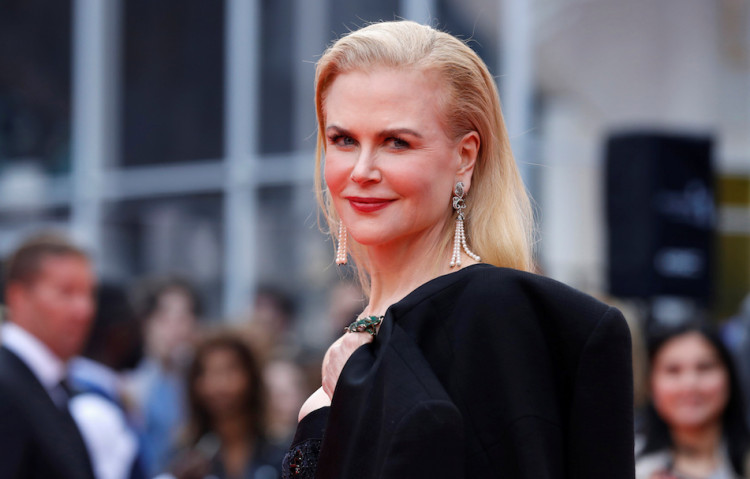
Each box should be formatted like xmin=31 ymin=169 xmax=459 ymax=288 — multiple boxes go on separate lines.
xmin=387 ymin=137 xmax=410 ymax=149
xmin=329 ymin=135 xmax=356 ymax=147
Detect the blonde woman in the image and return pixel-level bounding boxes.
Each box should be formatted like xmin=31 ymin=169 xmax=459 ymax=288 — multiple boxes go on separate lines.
xmin=283 ymin=21 xmax=634 ymax=479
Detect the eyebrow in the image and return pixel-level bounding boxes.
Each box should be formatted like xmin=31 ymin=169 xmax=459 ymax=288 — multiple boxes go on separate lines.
xmin=325 ymin=125 xmax=423 ymax=139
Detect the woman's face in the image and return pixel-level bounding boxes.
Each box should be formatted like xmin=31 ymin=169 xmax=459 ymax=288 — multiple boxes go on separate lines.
xmin=146 ymin=288 xmax=197 ymax=366
xmin=323 ymin=67 xmax=478 ymax=250
xmin=650 ymin=332 xmax=730 ymax=431
xmin=195 ymin=347 xmax=251 ymax=419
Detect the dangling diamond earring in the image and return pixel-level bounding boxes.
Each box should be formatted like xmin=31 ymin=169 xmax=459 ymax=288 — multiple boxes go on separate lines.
xmin=335 ymin=222 xmax=348 ymax=265
xmin=450 ymin=181 xmax=480 ymax=268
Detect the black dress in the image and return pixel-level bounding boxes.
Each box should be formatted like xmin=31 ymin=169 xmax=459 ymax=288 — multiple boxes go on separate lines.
xmin=283 ymin=264 xmax=635 ymax=478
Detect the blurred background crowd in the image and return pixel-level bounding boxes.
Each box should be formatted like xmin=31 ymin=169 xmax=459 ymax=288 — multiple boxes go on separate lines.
xmin=0 ymin=0 xmax=749 ymax=478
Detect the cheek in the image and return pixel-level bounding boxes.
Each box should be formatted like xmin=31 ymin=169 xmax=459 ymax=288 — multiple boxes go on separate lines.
xmin=34 ymin=292 xmax=58 ymax=316
xmin=84 ymin=297 xmax=95 ymax=319
xmin=232 ymin=376 xmax=251 ymax=400
xmin=702 ymin=372 xmax=730 ymax=405
xmin=324 ymin=153 xmax=350 ymax=194
xmin=395 ymin=172 xmax=451 ymax=212
xmin=651 ymin=374 xmax=680 ymax=408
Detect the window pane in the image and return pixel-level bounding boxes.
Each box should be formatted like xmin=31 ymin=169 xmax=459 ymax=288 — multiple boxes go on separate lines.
xmin=259 ymin=0 xmax=295 ymax=155
xmin=328 ymin=0 xmax=399 ymax=37
xmin=255 ymin=185 xmax=298 ymax=284
xmin=0 ymin=207 xmax=71 ymax=293
xmin=436 ymin=0 xmax=499 ymax=75
xmin=0 ymin=0 xmax=72 ymax=174
xmin=0 ymin=207 xmax=70 ymax=237
xmin=121 ymin=0 xmax=224 ymax=166
xmin=102 ymin=194 xmax=223 ymax=318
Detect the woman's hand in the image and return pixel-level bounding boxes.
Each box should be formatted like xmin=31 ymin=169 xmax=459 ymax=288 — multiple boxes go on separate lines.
xmin=298 ymin=386 xmax=331 ymax=422
xmin=322 ymin=332 xmax=374 ymax=399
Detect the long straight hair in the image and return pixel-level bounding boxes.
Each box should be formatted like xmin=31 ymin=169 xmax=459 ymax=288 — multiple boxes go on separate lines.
xmin=313 ymin=21 xmax=534 ymax=292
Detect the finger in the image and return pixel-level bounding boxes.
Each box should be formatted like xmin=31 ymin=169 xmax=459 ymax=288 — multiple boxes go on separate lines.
xmin=344 ymin=331 xmax=375 ymax=346
xmin=322 ymin=338 xmax=342 ymax=378
xmin=322 ymin=333 xmax=366 ymax=378
xmin=322 ymin=343 xmax=346 ymax=398
xmin=322 ymin=332 xmax=376 ymax=398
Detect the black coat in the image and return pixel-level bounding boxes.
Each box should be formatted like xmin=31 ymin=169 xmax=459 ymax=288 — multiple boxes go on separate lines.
xmin=0 ymin=347 xmax=96 ymax=479
xmin=290 ymin=264 xmax=634 ymax=478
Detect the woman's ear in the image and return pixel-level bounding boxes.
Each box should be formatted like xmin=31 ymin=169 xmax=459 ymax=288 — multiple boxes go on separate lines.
xmin=456 ymin=131 xmax=480 ymax=190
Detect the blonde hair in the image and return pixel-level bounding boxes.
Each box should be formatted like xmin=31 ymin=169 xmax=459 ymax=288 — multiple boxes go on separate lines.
xmin=314 ymin=21 xmax=534 ymax=291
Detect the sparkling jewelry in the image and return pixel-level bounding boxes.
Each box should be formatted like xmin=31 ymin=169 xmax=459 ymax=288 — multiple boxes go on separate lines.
xmin=344 ymin=315 xmax=384 ymax=336
xmin=335 ymin=222 xmax=348 ymax=265
xmin=450 ymin=181 xmax=481 ymax=268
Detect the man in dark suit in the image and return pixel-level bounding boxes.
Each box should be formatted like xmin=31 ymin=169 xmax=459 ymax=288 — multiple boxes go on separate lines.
xmin=0 ymin=233 xmax=97 ymax=479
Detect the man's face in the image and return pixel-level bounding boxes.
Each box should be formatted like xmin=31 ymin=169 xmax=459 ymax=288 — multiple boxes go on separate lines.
xmin=12 ymin=255 xmax=96 ymax=361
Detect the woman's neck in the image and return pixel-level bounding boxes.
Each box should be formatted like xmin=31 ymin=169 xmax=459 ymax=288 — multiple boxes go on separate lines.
xmin=671 ymin=422 xmax=722 ymax=455
xmin=670 ymin=422 xmax=723 ymax=477
xmin=363 ymin=229 xmax=477 ymax=315
xmin=213 ymin=412 xmax=253 ymax=446
xmin=213 ymin=413 xmax=255 ymax=479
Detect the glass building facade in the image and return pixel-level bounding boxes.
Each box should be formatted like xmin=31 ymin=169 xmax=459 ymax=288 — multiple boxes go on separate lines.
xmin=0 ymin=0 xmax=748 ymax=324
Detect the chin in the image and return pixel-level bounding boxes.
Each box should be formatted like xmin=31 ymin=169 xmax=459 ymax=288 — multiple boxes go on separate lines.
xmin=347 ymin=230 xmax=394 ymax=247
xmin=672 ymin=415 xmax=716 ymax=429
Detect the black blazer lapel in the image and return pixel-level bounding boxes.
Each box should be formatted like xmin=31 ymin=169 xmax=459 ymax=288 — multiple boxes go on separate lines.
xmin=316 ymin=316 xmax=464 ymax=479
xmin=0 ymin=347 xmax=95 ymax=479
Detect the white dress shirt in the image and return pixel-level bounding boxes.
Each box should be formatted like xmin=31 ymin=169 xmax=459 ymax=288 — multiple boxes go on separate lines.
xmin=69 ymin=392 xmax=139 ymax=479
xmin=636 ymin=446 xmax=737 ymax=479
xmin=1 ymin=321 xmax=67 ymax=405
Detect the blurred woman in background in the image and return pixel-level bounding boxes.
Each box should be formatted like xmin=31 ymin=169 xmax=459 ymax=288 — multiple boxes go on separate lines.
xmin=637 ymin=324 xmax=750 ymax=479
xmin=262 ymin=357 xmax=309 ymax=449
xmin=126 ymin=276 xmax=202 ymax=476
xmin=171 ymin=332 xmax=283 ymax=479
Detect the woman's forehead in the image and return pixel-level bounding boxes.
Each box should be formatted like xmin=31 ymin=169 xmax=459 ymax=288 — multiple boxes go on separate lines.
xmin=323 ymin=68 xmax=448 ymax=130
xmin=655 ymin=332 xmax=720 ymax=362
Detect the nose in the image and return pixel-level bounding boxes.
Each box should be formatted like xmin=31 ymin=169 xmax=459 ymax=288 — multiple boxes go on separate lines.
xmin=349 ymin=148 xmax=381 ymax=185
xmin=678 ymin=369 xmax=701 ymax=390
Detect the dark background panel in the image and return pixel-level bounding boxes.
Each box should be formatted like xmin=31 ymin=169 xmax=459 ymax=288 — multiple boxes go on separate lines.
xmin=0 ymin=0 xmax=72 ymax=173
xmin=122 ymin=0 xmax=224 ymax=166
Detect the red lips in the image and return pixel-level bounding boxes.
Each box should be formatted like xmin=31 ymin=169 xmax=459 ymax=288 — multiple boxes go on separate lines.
xmin=346 ymin=197 xmax=395 ymax=213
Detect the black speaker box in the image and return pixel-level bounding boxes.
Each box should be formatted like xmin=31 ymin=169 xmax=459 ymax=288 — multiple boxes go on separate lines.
xmin=606 ymin=132 xmax=714 ymax=300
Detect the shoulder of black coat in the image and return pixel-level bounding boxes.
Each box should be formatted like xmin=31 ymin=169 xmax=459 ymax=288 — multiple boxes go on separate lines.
xmin=457 ymin=265 xmax=615 ymax=328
